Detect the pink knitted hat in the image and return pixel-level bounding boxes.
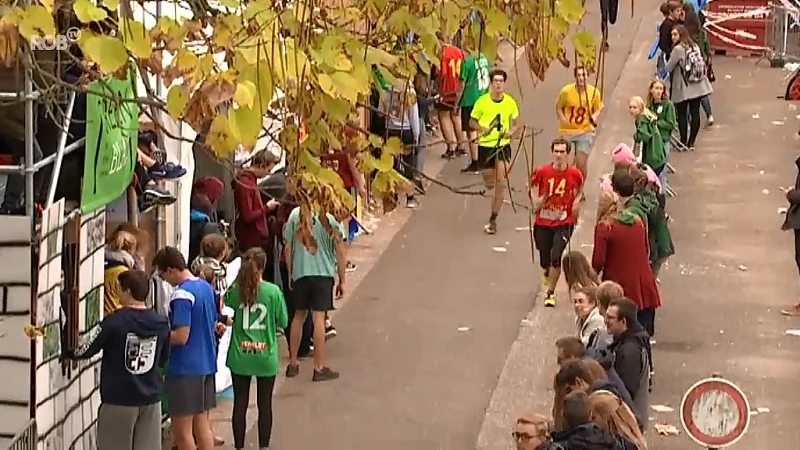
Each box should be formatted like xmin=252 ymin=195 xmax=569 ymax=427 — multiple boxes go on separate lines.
xmin=612 ymin=143 xmax=636 ymax=165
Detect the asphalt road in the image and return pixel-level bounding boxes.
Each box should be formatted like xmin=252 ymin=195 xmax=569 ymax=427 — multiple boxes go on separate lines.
xmin=262 ymin=5 xmax=650 ymax=449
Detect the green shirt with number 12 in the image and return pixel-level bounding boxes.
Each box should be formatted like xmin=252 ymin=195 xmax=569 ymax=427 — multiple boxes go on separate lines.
xmin=460 ymin=53 xmax=491 ymax=107
xmin=225 ymin=281 xmax=288 ymax=377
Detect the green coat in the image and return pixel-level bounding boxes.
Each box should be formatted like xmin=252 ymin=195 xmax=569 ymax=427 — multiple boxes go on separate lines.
xmin=625 ymin=190 xmax=675 ymax=265
xmin=634 ymin=115 xmax=667 ymax=170
xmin=649 ymin=99 xmax=677 ymax=144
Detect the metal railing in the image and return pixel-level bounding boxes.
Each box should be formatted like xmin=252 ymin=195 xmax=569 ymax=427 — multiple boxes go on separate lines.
xmin=6 ymin=420 xmax=36 ymax=450
xmin=766 ymin=4 xmax=800 ymax=65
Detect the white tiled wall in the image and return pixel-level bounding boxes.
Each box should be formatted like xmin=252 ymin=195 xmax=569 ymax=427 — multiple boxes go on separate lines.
xmin=35 ymin=204 xmax=104 ymax=450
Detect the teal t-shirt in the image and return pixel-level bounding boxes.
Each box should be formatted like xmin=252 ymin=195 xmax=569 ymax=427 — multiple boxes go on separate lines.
xmin=283 ymin=207 xmax=345 ymax=281
xmin=224 ymin=281 xmax=288 ymax=377
xmin=460 ymin=53 xmax=490 ymax=107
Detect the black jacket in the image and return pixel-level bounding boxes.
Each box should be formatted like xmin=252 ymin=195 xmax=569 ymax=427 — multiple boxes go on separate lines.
xmin=66 ymin=307 xmax=169 ymax=406
xmin=551 ymin=423 xmax=626 ymax=449
xmin=782 ymin=155 xmax=800 ymax=230
xmin=658 ymin=18 xmax=678 ymax=56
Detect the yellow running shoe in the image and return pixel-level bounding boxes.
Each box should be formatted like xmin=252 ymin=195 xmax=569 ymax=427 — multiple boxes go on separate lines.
xmin=543 ymin=293 xmax=556 ymax=307
xmin=541 ymin=274 xmax=550 ymax=287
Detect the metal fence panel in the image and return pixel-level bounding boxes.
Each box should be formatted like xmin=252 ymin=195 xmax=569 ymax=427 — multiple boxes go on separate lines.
xmin=766 ymin=4 xmax=800 ymax=64
xmin=6 ymin=420 xmax=36 ymax=450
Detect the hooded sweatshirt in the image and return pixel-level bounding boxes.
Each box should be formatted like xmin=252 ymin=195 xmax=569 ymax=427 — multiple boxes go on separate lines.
xmin=104 ymin=250 xmax=136 ymax=316
xmin=633 ymin=115 xmax=666 ymax=171
xmin=66 ymin=307 xmax=170 ymax=406
xmin=189 ymin=177 xmax=225 ymax=263
xmin=626 ymin=189 xmax=675 ymax=265
xmin=602 ymin=144 xmax=662 ymax=194
xmin=608 ymin=322 xmax=652 ymax=432
xmin=649 ymin=99 xmax=677 ymax=144
xmin=551 ymin=422 xmax=625 ymax=449
xmin=233 ymin=170 xmax=269 ymax=248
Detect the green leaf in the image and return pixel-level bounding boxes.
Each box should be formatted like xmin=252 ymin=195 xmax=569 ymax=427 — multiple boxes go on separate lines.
xmin=165 ymin=84 xmax=189 ymax=119
xmin=320 ymin=94 xmax=351 ymax=124
xmin=572 ymin=30 xmax=597 ymax=63
xmin=386 ymin=7 xmax=414 ymax=33
xmin=317 ymin=167 xmax=345 ymax=190
xmin=234 ymin=81 xmax=257 ymax=109
xmin=484 ymin=8 xmax=509 ymax=37
xmin=81 ymin=36 xmax=128 ymax=73
xmin=229 ymin=106 xmax=262 ymax=149
xmin=73 ymin=0 xmax=108 ymax=23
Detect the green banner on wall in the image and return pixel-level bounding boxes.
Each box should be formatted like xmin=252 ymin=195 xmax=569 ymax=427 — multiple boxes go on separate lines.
xmin=81 ymin=67 xmax=140 ymax=214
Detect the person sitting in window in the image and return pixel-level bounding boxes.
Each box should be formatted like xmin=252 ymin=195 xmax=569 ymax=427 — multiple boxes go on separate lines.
xmin=135 ymin=131 xmax=177 ymax=213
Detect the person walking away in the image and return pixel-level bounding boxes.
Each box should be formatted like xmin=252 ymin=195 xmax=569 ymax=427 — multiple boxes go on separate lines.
xmin=530 ymin=138 xmax=584 ymax=306
xmin=666 ymin=24 xmax=712 ymax=151
xmin=470 ymin=68 xmax=520 ymax=235
xmin=459 ymin=50 xmax=491 ymax=173
xmin=224 ymin=248 xmax=287 ymax=450
xmin=588 ymin=391 xmax=648 ymax=449
xmin=556 ymin=66 xmax=604 ymax=177
xmin=599 ymin=0 xmax=619 ymax=49
xmin=65 ymin=270 xmax=169 ymax=450
xmin=283 ymin=206 xmax=347 ymax=381
xmin=436 ymin=34 xmax=466 ymax=159
xmin=552 ymin=391 xmax=626 ymax=449
xmin=646 ymin=79 xmax=676 ymax=188
xmin=628 ymin=96 xmax=666 ymax=177
xmin=153 ymin=247 xmax=219 ymax=450
xmin=780 ymin=157 xmax=800 ymax=315
xmin=233 ymin=151 xmax=280 ymax=253
xmin=573 ymin=286 xmax=605 ymax=346
xmin=605 ymin=297 xmax=651 ymax=432
xmin=189 ymin=177 xmax=225 ymax=264
xmin=682 ymin=2 xmax=715 ymax=126
xmin=562 ymin=250 xmax=600 ymax=292
xmin=104 ymin=226 xmax=142 ymax=315
xmin=380 ymin=80 xmax=421 ymax=208
xmin=591 ymin=191 xmax=661 ymax=336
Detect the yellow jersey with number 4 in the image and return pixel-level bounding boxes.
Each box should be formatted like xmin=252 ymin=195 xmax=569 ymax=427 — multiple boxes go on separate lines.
xmin=556 ymin=83 xmax=603 ymax=135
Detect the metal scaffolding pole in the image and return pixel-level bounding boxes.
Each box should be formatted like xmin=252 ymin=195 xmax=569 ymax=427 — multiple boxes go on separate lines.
xmin=23 ymin=56 xmax=35 ymax=218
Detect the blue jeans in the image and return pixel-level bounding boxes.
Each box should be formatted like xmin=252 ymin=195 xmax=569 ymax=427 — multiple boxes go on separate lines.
xmin=563 ymin=132 xmax=595 ymax=155
xmin=700 ymin=95 xmax=712 ymax=118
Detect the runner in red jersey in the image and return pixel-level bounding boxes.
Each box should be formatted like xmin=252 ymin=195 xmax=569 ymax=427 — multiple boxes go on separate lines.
xmin=530 ymin=138 xmax=585 ymax=307
xmin=435 ymin=36 xmax=466 ymax=159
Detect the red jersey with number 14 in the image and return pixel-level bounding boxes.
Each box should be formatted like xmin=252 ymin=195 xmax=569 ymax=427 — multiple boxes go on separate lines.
xmin=438 ymin=45 xmax=464 ymax=103
xmin=531 ymin=164 xmax=584 ymax=227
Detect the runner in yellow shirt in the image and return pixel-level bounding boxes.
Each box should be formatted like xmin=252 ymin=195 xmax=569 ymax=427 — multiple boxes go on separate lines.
xmin=555 ymin=66 xmax=604 ymax=177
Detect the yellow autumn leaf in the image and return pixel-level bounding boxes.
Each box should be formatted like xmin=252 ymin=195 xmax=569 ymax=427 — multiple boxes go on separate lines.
xmin=219 ymin=0 xmax=239 ymax=9
xmin=330 ymin=72 xmax=359 ymax=103
xmin=104 ymin=0 xmax=119 ymax=10
xmin=556 ymin=0 xmax=585 ymax=24
xmin=317 ymin=167 xmax=345 ymax=190
xmin=317 ymin=73 xmax=336 ymax=97
xmin=81 ymin=35 xmax=128 ymax=74
xmin=234 ymin=81 xmax=256 ymax=109
xmin=39 ymin=0 xmax=55 ymax=13
xmin=207 ymin=115 xmax=239 ymax=158
xmin=229 ymin=107 xmax=261 ymax=149
xmin=173 ymin=48 xmax=200 ymax=71
xmin=72 ymin=0 xmax=108 ymax=23
xmin=120 ymin=19 xmax=152 ymax=59
xmin=165 ymin=84 xmax=189 ymax=119
xmin=332 ymin=54 xmax=353 ymax=71
xmin=17 ymin=5 xmax=56 ymax=40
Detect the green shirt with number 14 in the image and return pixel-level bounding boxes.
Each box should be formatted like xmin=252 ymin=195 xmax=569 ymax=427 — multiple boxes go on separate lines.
xmin=460 ymin=53 xmax=491 ymax=107
xmin=225 ymin=281 xmax=288 ymax=377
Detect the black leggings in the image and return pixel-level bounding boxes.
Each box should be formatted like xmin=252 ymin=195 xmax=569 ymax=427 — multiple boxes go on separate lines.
xmin=794 ymin=229 xmax=800 ymax=274
xmin=231 ymin=373 xmax=276 ymax=449
xmin=675 ymin=97 xmax=702 ymax=148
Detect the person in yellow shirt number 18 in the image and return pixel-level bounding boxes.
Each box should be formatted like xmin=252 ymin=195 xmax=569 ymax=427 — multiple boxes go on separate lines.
xmin=555 ymin=66 xmax=604 ymax=177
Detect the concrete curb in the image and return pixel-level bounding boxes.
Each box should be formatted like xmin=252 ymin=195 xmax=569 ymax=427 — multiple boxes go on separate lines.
xmin=474 ymin=9 xmax=663 ymax=450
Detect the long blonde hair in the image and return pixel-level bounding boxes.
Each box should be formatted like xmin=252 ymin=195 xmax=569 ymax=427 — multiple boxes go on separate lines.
xmin=589 ymin=390 xmax=648 ymax=450
xmin=629 ymin=95 xmax=657 ymax=121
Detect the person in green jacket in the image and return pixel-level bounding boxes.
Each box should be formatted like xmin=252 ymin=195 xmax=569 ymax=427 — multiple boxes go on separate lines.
xmin=647 ymin=79 xmax=677 ymax=189
xmin=628 ymin=96 xmax=666 ymax=176
xmin=224 ymin=247 xmax=288 ymax=450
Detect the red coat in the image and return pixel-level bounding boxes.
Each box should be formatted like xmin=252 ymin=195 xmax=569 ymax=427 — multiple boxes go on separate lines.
xmin=592 ymin=218 xmax=661 ymax=310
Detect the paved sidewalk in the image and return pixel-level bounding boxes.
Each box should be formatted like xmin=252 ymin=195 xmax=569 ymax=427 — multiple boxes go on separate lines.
xmin=646 ymin=58 xmax=800 ymax=448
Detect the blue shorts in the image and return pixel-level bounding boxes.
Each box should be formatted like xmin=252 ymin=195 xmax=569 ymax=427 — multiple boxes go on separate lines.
xmin=563 ymin=132 xmax=595 ymax=155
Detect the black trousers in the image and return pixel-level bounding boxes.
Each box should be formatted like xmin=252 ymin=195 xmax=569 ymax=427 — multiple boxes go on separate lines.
xmin=675 ymin=97 xmax=702 ymax=148
xmin=794 ymin=229 xmax=800 ymax=274
xmin=280 ymin=263 xmax=313 ymax=355
xmin=231 ymin=373 xmax=276 ymax=449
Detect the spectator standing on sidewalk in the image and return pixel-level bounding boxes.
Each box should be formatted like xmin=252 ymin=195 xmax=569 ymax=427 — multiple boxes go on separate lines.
xmin=780 ymin=156 xmax=800 ymax=316
xmin=189 ymin=177 xmax=225 ymax=264
xmin=628 ymin=96 xmax=666 ymax=177
xmin=234 ymin=151 xmax=280 ymax=253
xmin=530 ymin=138 xmax=584 ymax=306
xmin=283 ymin=206 xmax=347 ymax=382
xmin=556 ymin=66 xmax=604 ymax=177
xmin=551 ymin=391 xmax=625 ymax=449
xmin=666 ymin=25 xmax=712 ymax=151
xmin=224 ymin=248 xmax=287 ymax=450
xmin=512 ymin=414 xmax=554 ymax=450
xmin=572 ymin=286 xmax=605 ymax=346
xmin=436 ymin=34 xmax=466 ymax=159
xmin=605 ymin=298 xmax=651 ymax=432
xmin=380 ymin=81 xmax=421 ymax=208
xmin=104 ymin=225 xmax=144 ymax=315
xmin=682 ymin=2 xmax=715 ymax=126
xmin=563 ymin=251 xmax=601 ymax=293
xmin=65 ymin=270 xmax=169 ymax=450
xmin=646 ymin=79 xmax=676 ymax=188
xmin=153 ymin=247 xmax=219 ymax=450
xmin=588 ymin=391 xmax=648 ymax=450
xmin=459 ymin=50 xmax=491 ymax=173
